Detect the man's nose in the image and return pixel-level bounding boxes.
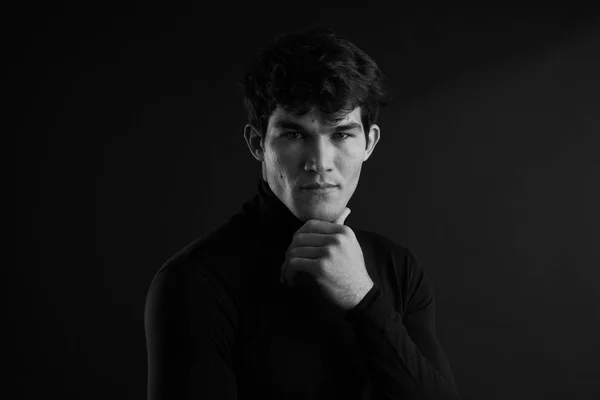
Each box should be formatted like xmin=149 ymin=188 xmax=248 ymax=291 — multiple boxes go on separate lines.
xmin=303 ymin=136 xmax=334 ymax=173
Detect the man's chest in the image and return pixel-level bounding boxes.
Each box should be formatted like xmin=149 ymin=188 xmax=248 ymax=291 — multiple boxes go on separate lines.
xmin=233 ymin=282 xmax=370 ymax=399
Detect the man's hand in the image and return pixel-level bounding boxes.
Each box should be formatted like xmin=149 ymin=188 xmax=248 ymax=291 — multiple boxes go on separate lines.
xmin=280 ymin=207 xmax=374 ymax=311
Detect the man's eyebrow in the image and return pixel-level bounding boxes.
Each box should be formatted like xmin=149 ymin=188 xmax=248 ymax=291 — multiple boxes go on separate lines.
xmin=334 ymin=122 xmax=362 ymax=131
xmin=273 ymin=120 xmax=362 ymax=131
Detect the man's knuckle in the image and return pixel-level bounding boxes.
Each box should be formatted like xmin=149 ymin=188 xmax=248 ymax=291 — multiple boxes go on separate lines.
xmin=332 ymin=234 xmax=343 ymax=245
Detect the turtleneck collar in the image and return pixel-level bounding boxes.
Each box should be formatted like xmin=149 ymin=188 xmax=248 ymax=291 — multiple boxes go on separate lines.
xmin=258 ymin=177 xmax=305 ymax=235
xmin=240 ymin=178 xmax=306 ymax=246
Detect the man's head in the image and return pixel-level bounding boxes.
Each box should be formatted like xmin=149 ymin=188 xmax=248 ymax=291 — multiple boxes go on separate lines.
xmin=241 ymin=27 xmax=389 ymax=223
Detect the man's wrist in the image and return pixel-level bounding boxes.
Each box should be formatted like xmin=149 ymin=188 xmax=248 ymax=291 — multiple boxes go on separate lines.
xmin=359 ymin=280 xmax=375 ymax=302
xmin=347 ymin=280 xmax=375 ymax=310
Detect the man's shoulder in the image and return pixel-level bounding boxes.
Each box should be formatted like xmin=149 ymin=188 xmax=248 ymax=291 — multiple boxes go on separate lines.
xmin=148 ymin=214 xmax=252 ymax=297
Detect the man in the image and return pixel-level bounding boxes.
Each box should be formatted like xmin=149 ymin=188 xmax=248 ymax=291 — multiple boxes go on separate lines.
xmin=144 ymin=27 xmax=462 ymax=399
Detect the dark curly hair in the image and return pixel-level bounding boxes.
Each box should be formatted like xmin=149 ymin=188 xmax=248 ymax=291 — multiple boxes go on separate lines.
xmin=239 ymin=26 xmax=391 ymax=146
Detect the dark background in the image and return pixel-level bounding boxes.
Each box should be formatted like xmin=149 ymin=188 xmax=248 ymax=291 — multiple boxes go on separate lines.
xmin=12 ymin=5 xmax=600 ymax=400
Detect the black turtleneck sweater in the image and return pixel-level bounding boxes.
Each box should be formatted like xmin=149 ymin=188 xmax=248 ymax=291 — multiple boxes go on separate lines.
xmin=144 ymin=178 xmax=461 ymax=400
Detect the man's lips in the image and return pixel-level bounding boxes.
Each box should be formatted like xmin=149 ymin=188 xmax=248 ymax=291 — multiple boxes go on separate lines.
xmin=301 ymin=183 xmax=338 ymax=189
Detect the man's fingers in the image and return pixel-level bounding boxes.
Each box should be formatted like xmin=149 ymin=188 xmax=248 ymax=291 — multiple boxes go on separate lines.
xmin=288 ymin=246 xmax=323 ymax=259
xmin=289 ymin=233 xmax=331 ymax=248
xmin=282 ymin=207 xmax=351 ymax=286
xmin=281 ymin=257 xmax=318 ymax=286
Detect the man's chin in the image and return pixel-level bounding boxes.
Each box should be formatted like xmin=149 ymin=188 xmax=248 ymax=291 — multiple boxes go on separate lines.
xmin=295 ymin=206 xmax=339 ymax=223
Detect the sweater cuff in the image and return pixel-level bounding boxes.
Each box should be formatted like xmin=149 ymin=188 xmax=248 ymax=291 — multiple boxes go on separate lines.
xmin=344 ymin=284 xmax=394 ymax=331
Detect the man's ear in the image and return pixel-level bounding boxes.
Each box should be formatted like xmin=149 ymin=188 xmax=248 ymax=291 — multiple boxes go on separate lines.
xmin=243 ymin=124 xmax=265 ymax=162
xmin=364 ymin=124 xmax=380 ymax=162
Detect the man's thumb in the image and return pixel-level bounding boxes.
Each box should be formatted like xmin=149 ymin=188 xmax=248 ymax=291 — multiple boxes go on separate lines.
xmin=333 ymin=207 xmax=351 ymax=225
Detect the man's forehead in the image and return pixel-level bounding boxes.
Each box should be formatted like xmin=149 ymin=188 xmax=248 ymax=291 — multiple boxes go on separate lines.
xmin=269 ymin=106 xmax=362 ymax=128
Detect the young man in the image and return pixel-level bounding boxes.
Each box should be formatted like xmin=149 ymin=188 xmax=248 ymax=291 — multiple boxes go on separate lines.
xmin=144 ymin=27 xmax=462 ymax=399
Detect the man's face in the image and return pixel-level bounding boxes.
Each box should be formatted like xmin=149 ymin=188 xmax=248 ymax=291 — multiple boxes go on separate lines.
xmin=251 ymin=105 xmax=380 ymax=223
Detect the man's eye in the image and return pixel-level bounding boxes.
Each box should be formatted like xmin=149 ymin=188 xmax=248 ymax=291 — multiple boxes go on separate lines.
xmin=284 ymin=132 xmax=352 ymax=140
xmin=285 ymin=132 xmax=303 ymax=140
xmin=333 ymin=132 xmax=352 ymax=140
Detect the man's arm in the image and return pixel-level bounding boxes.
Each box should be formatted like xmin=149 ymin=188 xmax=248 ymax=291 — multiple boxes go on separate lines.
xmin=144 ymin=264 xmax=238 ymax=400
xmin=345 ymin=248 xmax=461 ymax=400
